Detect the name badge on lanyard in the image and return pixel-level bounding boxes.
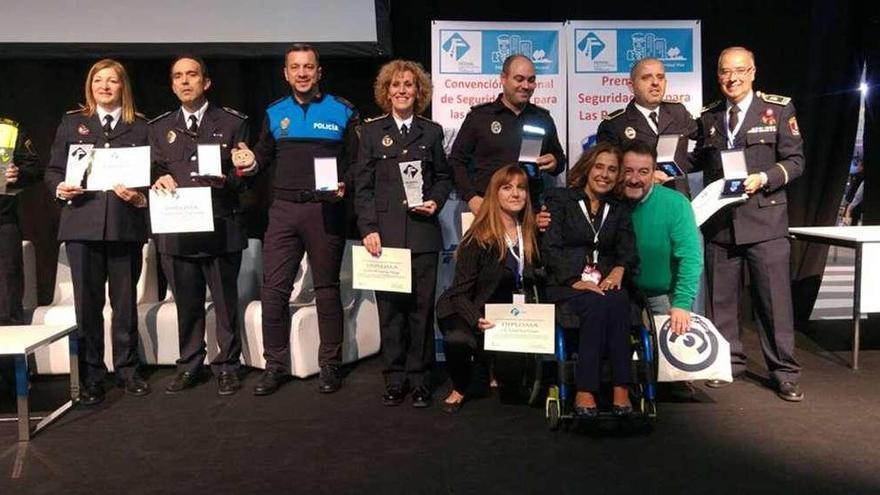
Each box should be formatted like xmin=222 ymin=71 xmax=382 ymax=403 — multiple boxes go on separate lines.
xmin=578 ymin=200 xmax=609 ymax=283
xmin=505 ymin=222 xmax=525 ymax=299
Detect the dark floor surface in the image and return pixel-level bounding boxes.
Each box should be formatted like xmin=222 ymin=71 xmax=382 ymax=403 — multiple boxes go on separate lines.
xmin=2 ymin=318 xmax=880 ymax=495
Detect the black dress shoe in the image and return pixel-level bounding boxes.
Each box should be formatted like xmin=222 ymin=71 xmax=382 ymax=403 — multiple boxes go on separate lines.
xmin=125 ymin=375 xmax=150 ymax=396
xmin=254 ymin=369 xmax=287 ymax=396
xmin=441 ymin=399 xmax=464 ymax=414
xmin=318 ymin=365 xmax=342 ymax=394
xmin=217 ymin=371 xmax=241 ymax=396
xmin=705 ymin=379 xmax=732 ymax=388
xmin=776 ymin=381 xmax=804 ymax=402
xmin=574 ymin=405 xmax=598 ymax=419
xmin=166 ymin=371 xmax=200 ymax=394
xmin=411 ymin=386 xmax=431 ymax=409
xmin=612 ymin=404 xmax=633 ymax=417
xmin=382 ymin=384 xmax=407 ymax=406
xmin=79 ymin=383 xmax=105 ymax=406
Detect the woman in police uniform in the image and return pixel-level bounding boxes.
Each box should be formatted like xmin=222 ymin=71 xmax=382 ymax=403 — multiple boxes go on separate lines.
xmin=45 ymin=58 xmax=150 ymax=405
xmin=354 ymin=59 xmax=452 ymax=408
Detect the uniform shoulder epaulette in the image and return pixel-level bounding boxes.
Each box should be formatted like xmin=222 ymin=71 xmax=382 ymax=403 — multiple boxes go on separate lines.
xmin=135 ymin=112 xmax=147 ymax=120
xmin=416 ymin=114 xmax=440 ymax=126
xmin=148 ymin=110 xmax=174 ymax=125
xmin=757 ymin=91 xmax=791 ymax=106
xmin=603 ymin=108 xmax=625 ymax=120
xmin=0 ymin=117 xmax=18 ymax=127
xmin=470 ymin=101 xmax=494 ymax=110
xmin=363 ymin=114 xmax=388 ymax=124
xmin=332 ymin=95 xmax=356 ymax=110
xmin=222 ymin=107 xmax=247 ymax=119
xmin=66 ymin=106 xmax=86 ymax=115
xmin=267 ymin=96 xmax=287 ymax=108
xmin=701 ymin=100 xmax=722 ymax=113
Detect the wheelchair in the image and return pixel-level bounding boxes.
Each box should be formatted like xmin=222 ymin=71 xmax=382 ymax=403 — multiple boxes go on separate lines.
xmin=542 ymin=294 xmax=659 ymax=430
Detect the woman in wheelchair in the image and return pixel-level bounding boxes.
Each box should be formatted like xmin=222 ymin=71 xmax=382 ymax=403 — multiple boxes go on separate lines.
xmin=543 ymin=143 xmax=638 ymax=418
xmin=435 ymin=165 xmax=540 ymax=413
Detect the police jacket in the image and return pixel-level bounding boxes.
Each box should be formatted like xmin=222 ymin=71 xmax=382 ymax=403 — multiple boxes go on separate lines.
xmin=690 ymin=91 xmax=804 ymax=245
xmin=354 ymin=114 xmax=452 ymax=253
xmin=46 ymin=109 xmax=149 ymax=242
xmin=253 ymin=92 xmax=359 ymax=202
xmin=149 ymin=103 xmax=251 ymax=256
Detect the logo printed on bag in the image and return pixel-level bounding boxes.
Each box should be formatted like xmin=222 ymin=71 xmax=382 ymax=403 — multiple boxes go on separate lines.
xmin=658 ymin=317 xmax=719 ymax=372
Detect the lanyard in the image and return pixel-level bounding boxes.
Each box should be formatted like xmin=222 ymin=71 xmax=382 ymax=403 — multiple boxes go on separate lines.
xmin=504 ymin=222 xmax=524 ymax=289
xmin=578 ymin=200 xmax=609 ymax=265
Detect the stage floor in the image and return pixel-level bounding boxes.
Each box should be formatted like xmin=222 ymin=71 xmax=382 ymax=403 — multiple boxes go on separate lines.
xmin=2 ymin=321 xmax=880 ymax=494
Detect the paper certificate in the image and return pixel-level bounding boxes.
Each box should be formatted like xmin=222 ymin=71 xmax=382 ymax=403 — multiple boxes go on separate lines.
xmin=197 ymin=144 xmax=222 ymax=176
xmin=314 ymin=157 xmax=338 ymax=191
xmin=398 ymin=160 xmax=424 ymax=207
xmin=351 ymin=245 xmax=412 ymax=293
xmin=149 ymin=187 xmax=215 ymax=234
xmin=65 ymin=143 xmax=94 ymax=186
xmin=484 ymin=303 xmax=555 ymax=354
xmin=461 ymin=211 xmax=475 ymax=237
xmin=87 ymin=146 xmax=151 ymax=190
xmin=691 ymin=178 xmax=748 ymax=226
xmin=720 ymin=149 xmax=748 ymax=179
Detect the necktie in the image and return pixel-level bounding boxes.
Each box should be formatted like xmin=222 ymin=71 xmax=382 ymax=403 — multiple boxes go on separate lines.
xmin=649 ymin=111 xmax=658 ymax=130
xmin=728 ymin=105 xmax=740 ymax=134
xmin=188 ymin=115 xmax=199 ymax=133
xmin=400 ymin=124 xmax=409 ymax=137
xmin=103 ymin=115 xmax=113 ymax=135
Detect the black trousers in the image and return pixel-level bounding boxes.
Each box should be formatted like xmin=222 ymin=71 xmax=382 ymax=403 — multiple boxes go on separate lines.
xmin=376 ymin=251 xmax=437 ymax=388
xmin=705 ymin=238 xmax=800 ymax=384
xmin=565 ymin=289 xmax=632 ymax=393
xmin=438 ymin=314 xmax=491 ymax=396
xmin=0 ymin=222 xmax=24 ymax=326
xmin=67 ymin=241 xmax=143 ymax=384
xmin=261 ymin=200 xmax=345 ymax=371
xmin=161 ymin=251 xmax=242 ymax=374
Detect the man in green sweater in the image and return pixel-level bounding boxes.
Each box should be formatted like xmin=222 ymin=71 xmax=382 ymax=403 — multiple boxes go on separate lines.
xmin=622 ymin=141 xmax=703 ymax=335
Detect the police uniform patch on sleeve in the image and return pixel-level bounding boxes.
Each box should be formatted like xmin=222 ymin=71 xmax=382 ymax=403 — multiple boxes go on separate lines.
xmin=758 ymin=91 xmax=792 ymax=106
xmin=148 ymin=110 xmax=174 ymax=125
xmin=604 ymin=108 xmax=625 ymax=120
xmin=222 ymin=107 xmax=248 ymax=119
xmin=788 ymin=116 xmax=800 ymax=136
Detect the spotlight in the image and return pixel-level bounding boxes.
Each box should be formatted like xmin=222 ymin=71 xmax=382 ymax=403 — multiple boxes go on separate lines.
xmin=860 ymin=83 xmax=868 ymax=95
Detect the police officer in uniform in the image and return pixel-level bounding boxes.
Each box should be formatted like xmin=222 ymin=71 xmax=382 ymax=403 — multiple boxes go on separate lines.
xmin=355 ymin=60 xmax=452 ymax=408
xmin=448 ymin=54 xmax=565 ymax=216
xmin=0 ymin=118 xmax=40 ymax=326
xmin=241 ymin=44 xmax=359 ymax=396
xmin=597 ymin=58 xmax=697 ymax=197
xmin=150 ymin=56 xmax=253 ymax=396
xmin=691 ymin=47 xmax=804 ymax=402
xmin=45 ymin=59 xmax=151 ymax=405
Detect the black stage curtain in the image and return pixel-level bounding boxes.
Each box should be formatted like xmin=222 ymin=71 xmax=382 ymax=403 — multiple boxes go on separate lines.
xmin=0 ymin=0 xmax=873 ymax=315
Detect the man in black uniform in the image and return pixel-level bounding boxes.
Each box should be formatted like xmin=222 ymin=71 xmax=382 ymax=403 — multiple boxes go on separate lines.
xmin=0 ymin=118 xmax=40 ymax=326
xmin=150 ymin=56 xmax=253 ymax=396
xmin=597 ymin=58 xmax=697 ymax=197
xmin=448 ymin=54 xmax=565 ymax=216
xmin=240 ymin=44 xmax=359 ymax=395
xmin=691 ymin=47 xmax=804 ymax=401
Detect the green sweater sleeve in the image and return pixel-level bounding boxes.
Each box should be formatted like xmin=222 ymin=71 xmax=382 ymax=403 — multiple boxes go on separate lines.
xmin=669 ymin=193 xmax=703 ymax=310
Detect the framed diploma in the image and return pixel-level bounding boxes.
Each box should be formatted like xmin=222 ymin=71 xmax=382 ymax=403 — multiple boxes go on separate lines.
xmin=87 ymin=145 xmax=151 ymax=190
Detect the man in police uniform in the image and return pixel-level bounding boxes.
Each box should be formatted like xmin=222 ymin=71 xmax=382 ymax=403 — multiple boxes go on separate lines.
xmin=0 ymin=118 xmax=39 ymax=326
xmin=597 ymin=58 xmax=697 ymax=197
xmin=150 ymin=56 xmax=253 ymax=396
xmin=691 ymin=47 xmax=804 ymax=401
xmin=448 ymin=54 xmax=565 ymax=215
xmin=241 ymin=44 xmax=359 ymax=396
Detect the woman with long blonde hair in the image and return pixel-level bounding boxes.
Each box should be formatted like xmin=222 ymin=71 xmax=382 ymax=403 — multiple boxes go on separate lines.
xmin=435 ymin=164 xmax=539 ymax=412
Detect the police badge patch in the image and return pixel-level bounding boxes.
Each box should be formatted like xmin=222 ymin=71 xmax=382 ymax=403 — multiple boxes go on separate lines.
xmin=167 ymin=130 xmax=176 ymax=144
xmin=624 ymin=126 xmax=636 ymax=139
xmin=788 ymin=116 xmax=800 ymax=136
xmin=280 ymin=117 xmax=290 ymax=136
xmin=490 ymin=121 xmax=502 ymax=134
xmin=77 ymin=124 xmax=90 ymax=136
xmin=382 ymin=135 xmax=393 ymax=147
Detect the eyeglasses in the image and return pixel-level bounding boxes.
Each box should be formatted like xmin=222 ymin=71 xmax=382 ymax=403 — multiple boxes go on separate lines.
xmin=718 ymin=66 xmax=754 ymax=79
